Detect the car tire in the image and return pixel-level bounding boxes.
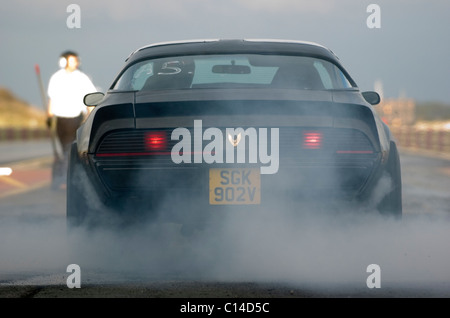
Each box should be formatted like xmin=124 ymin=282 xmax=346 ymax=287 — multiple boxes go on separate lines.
xmin=66 ymin=143 xmax=89 ymax=229
xmin=377 ymin=141 xmax=402 ymax=218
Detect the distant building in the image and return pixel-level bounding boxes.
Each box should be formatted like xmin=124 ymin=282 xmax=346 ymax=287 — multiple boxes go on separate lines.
xmin=375 ymin=98 xmax=416 ymax=127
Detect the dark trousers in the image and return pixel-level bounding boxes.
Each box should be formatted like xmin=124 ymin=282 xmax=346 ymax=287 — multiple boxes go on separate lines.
xmin=54 ymin=115 xmax=83 ymax=185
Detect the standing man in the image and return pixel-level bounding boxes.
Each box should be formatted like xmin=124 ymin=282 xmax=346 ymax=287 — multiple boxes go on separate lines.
xmin=47 ymin=50 xmax=96 ymax=189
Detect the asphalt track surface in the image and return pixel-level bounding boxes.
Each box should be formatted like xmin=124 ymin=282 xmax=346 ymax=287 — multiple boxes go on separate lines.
xmin=0 ymin=142 xmax=449 ymax=304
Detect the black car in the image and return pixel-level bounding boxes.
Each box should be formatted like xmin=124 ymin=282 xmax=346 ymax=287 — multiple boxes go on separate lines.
xmin=67 ymin=39 xmax=402 ymax=230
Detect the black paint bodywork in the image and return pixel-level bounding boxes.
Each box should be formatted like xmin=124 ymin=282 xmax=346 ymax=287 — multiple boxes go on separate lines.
xmin=67 ymin=39 xmax=401 ymax=228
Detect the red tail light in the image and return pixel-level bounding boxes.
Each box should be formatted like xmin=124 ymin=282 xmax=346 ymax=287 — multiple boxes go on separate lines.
xmin=303 ymin=131 xmax=322 ymax=149
xmin=145 ymin=131 xmax=167 ymax=151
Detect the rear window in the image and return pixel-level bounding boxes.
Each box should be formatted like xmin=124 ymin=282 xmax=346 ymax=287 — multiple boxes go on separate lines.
xmin=112 ymin=54 xmax=355 ymax=91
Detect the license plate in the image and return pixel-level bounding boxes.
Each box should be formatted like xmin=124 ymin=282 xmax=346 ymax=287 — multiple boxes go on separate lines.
xmin=209 ymin=168 xmax=260 ymax=205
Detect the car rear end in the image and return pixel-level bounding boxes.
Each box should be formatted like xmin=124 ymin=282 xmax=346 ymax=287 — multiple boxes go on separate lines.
xmin=87 ymin=92 xmax=384 ymax=224
xmin=68 ymin=40 xmax=397 ymax=229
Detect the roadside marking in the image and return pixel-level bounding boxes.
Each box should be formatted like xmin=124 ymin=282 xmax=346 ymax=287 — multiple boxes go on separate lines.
xmin=0 ymin=175 xmax=28 ymax=188
xmin=0 ymin=156 xmax=53 ymax=199
xmin=0 ymin=180 xmax=50 ymax=199
xmin=0 ymin=167 xmax=12 ymax=176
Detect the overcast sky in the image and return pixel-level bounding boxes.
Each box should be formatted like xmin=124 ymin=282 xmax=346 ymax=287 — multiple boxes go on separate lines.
xmin=1 ymin=0 xmax=449 ymax=109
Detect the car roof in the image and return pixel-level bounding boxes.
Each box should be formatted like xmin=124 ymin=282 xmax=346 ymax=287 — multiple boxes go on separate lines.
xmin=125 ymin=39 xmax=340 ymax=64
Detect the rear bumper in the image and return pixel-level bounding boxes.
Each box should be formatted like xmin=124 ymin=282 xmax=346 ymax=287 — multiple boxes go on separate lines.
xmin=88 ymin=153 xmax=382 ymax=215
xmin=83 ymin=123 xmax=384 ymax=222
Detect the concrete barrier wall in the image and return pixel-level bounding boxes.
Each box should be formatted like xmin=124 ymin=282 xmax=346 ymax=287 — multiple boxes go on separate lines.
xmin=0 ymin=128 xmax=50 ymax=142
xmin=391 ymin=126 xmax=450 ymax=153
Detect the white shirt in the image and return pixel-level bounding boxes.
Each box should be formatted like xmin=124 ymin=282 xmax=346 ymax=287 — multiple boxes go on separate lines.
xmin=47 ymin=69 xmax=96 ymax=118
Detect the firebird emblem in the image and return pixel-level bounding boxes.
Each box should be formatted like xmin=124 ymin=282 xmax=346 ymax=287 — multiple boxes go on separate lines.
xmin=228 ymin=132 xmax=242 ymax=147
